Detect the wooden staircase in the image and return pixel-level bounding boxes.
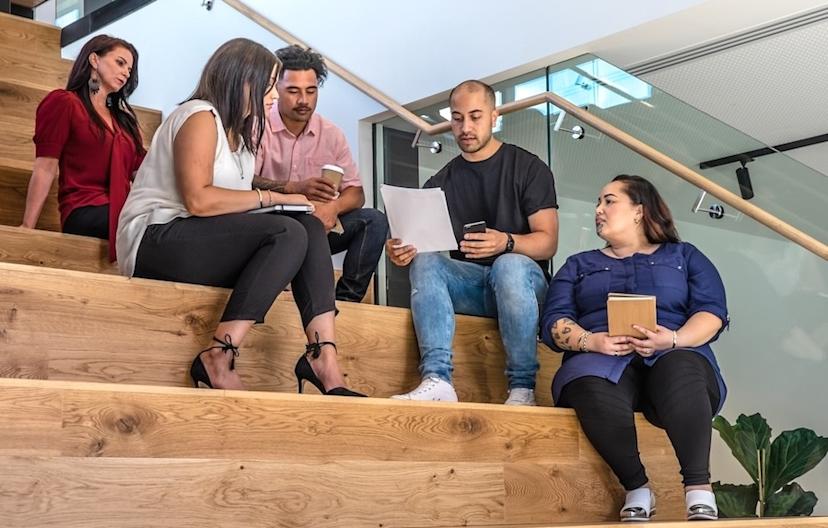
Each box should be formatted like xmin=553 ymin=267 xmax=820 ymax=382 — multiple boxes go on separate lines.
xmin=0 ymin=12 xmax=161 ymax=231
xmin=1 ymin=11 xmax=827 ymax=528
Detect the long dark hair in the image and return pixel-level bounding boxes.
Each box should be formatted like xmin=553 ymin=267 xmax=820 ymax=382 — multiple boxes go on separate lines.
xmin=187 ymin=38 xmax=279 ymax=154
xmin=613 ymin=174 xmax=681 ymax=243
xmin=65 ymin=35 xmax=144 ymax=155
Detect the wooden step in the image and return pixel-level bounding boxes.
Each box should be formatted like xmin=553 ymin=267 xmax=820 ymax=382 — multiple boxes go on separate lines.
xmin=0 ymin=79 xmax=161 ymax=148
xmin=0 ymin=260 xmax=557 ymax=405
xmin=0 ymin=43 xmax=69 ymax=87
xmin=0 ymin=225 xmax=114 ymax=273
xmin=0 ymin=226 xmax=372 ymax=306
xmin=0 ymin=12 xmax=60 ymax=59
xmin=0 ymin=377 xmax=686 ymax=526
xmin=0 ymin=164 xmax=59 ymax=231
xmin=0 ymin=164 xmax=59 ymax=230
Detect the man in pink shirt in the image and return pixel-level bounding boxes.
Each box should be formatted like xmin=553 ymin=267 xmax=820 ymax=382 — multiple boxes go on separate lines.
xmin=255 ymin=46 xmax=388 ymax=303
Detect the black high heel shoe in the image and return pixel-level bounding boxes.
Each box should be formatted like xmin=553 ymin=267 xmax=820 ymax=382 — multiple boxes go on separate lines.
xmin=294 ymin=332 xmax=366 ymax=397
xmin=190 ymin=334 xmax=240 ymax=389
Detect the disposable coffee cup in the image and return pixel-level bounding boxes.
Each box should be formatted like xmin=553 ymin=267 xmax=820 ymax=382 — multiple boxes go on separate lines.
xmin=321 ymin=164 xmax=344 ymax=193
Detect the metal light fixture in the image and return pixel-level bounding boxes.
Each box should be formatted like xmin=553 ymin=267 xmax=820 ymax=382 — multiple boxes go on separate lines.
xmin=552 ymin=111 xmax=586 ymax=140
xmin=410 ymin=129 xmax=442 ymax=154
xmin=735 ymin=158 xmax=755 ymax=200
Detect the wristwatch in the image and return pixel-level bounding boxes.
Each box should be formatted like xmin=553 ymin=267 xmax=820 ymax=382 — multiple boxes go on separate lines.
xmin=504 ymin=233 xmax=515 ymax=253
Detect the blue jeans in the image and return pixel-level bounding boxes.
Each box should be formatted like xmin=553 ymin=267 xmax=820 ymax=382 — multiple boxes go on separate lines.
xmin=328 ymin=208 xmax=389 ymax=302
xmin=409 ymin=252 xmax=548 ymax=389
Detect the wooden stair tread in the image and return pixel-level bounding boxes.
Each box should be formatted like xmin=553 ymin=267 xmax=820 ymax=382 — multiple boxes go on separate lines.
xmin=0 ymin=164 xmax=60 ymax=231
xmin=0 ymin=226 xmax=371 ymax=299
xmin=0 ymin=43 xmax=69 ymax=87
xmin=0 ymin=12 xmax=60 ymax=59
xmin=0 ymin=79 xmax=161 ymax=148
xmin=0 ymin=260 xmax=557 ymax=405
xmin=0 ymin=225 xmax=114 ymax=273
xmin=0 ymin=377 xmax=686 ymax=525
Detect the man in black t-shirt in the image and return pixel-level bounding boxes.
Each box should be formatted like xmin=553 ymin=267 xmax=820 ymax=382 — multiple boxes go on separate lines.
xmin=386 ymin=80 xmax=559 ymax=405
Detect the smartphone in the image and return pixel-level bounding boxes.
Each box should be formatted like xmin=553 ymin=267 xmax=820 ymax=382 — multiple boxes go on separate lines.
xmin=463 ymin=221 xmax=487 ymax=234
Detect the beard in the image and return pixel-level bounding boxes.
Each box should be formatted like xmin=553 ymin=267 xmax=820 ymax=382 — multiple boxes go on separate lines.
xmin=457 ymin=129 xmax=492 ymax=154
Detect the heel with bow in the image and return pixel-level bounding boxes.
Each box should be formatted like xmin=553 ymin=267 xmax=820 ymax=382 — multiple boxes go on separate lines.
xmin=294 ymin=332 xmax=366 ymax=397
xmin=190 ymin=334 xmax=240 ymax=389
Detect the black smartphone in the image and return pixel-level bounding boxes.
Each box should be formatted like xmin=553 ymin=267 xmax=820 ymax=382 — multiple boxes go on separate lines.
xmin=463 ymin=221 xmax=486 ymax=234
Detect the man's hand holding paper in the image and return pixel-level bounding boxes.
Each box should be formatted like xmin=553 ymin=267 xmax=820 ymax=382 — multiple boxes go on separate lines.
xmin=380 ymin=185 xmax=458 ymax=257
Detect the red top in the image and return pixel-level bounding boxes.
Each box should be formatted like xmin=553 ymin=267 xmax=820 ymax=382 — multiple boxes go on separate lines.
xmin=33 ymin=89 xmax=145 ymax=260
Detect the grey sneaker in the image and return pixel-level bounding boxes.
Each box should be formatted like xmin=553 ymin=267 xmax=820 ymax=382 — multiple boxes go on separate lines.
xmin=390 ymin=376 xmax=459 ymax=402
xmin=504 ymin=388 xmax=536 ymax=406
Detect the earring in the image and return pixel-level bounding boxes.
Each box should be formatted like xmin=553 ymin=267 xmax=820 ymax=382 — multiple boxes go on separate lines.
xmin=634 ymin=217 xmax=641 ymax=225
xmin=88 ymin=71 xmax=100 ymax=96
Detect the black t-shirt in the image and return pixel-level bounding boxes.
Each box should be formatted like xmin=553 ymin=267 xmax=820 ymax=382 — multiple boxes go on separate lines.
xmin=423 ymin=143 xmax=558 ymax=271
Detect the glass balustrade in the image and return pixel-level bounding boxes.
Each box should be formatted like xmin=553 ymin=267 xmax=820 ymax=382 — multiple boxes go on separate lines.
xmin=374 ymin=55 xmax=828 ymax=509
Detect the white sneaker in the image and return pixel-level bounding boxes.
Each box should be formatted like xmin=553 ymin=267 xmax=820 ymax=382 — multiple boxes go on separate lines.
xmin=621 ymin=487 xmax=655 ymax=522
xmin=390 ymin=376 xmax=458 ymax=402
xmin=504 ymin=388 xmax=536 ymax=406
xmin=686 ymin=490 xmax=717 ymax=521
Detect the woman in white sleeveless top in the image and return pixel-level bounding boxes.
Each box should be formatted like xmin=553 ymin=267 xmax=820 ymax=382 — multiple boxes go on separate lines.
xmin=117 ymin=38 xmax=363 ymax=397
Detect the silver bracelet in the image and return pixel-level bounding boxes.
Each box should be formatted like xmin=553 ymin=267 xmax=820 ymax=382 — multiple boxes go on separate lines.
xmin=578 ymin=331 xmax=592 ymax=353
xmin=672 ymin=330 xmax=678 ymax=348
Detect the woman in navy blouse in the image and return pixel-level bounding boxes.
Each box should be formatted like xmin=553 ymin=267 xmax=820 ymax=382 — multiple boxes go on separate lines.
xmin=541 ymin=175 xmax=728 ymax=522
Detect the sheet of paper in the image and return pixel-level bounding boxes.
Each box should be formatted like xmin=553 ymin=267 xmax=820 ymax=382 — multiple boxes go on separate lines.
xmin=380 ymin=184 xmax=458 ymax=253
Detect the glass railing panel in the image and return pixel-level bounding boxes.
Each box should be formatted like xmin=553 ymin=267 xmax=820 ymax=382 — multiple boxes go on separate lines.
xmin=548 ymin=54 xmax=828 ymax=245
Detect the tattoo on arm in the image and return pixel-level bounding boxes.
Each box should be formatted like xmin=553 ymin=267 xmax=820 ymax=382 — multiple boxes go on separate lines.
xmin=252 ymin=176 xmax=286 ymax=193
xmin=552 ymin=318 xmax=581 ymax=350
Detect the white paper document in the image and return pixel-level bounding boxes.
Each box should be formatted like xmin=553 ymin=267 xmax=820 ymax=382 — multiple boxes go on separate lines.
xmin=380 ymin=184 xmax=458 ymax=253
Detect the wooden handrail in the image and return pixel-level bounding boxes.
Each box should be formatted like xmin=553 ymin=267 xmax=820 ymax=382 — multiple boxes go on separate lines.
xmin=225 ymin=0 xmax=828 ymax=261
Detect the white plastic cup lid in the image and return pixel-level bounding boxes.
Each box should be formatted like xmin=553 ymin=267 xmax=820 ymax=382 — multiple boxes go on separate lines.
xmin=321 ymin=164 xmax=344 ymax=174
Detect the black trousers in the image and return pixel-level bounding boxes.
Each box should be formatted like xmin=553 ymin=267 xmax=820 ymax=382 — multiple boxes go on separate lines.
xmin=63 ymin=204 xmax=109 ymax=240
xmin=133 ymin=213 xmax=335 ymax=327
xmin=327 ymin=208 xmax=388 ymax=302
xmin=558 ymin=350 xmax=721 ymax=489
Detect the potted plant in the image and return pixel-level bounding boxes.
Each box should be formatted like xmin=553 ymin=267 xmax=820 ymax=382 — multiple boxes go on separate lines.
xmin=713 ymin=413 xmax=828 ymax=517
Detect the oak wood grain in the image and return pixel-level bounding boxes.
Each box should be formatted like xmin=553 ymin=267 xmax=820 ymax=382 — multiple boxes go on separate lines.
xmin=0 ymin=261 xmax=561 ymax=405
xmin=0 ymin=12 xmax=60 ymax=58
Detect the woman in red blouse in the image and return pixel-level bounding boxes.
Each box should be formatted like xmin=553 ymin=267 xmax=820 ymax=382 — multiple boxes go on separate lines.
xmin=21 ymin=35 xmax=145 ymax=260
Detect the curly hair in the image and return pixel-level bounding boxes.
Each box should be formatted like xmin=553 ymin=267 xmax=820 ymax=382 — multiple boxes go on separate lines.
xmin=275 ymin=45 xmax=328 ymax=85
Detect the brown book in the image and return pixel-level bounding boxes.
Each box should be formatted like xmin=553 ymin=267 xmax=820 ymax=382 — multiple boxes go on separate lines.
xmin=607 ymin=293 xmax=657 ymax=338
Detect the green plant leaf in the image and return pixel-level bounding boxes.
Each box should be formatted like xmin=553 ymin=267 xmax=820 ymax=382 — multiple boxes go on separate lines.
xmin=713 ymin=413 xmax=772 ymax=482
xmin=713 ymin=481 xmax=758 ymax=518
xmin=765 ymin=428 xmax=828 ymax=494
xmin=764 ymin=482 xmax=818 ymax=517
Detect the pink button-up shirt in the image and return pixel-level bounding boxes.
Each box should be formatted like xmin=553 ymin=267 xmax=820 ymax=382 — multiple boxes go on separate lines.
xmin=255 ymin=107 xmax=361 ymax=190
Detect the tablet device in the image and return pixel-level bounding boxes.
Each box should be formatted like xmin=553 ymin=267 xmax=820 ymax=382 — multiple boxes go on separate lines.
xmin=247 ymin=204 xmax=314 ymax=214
